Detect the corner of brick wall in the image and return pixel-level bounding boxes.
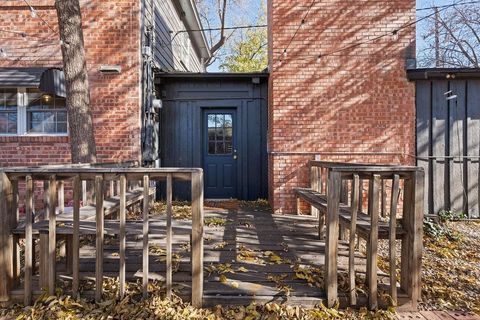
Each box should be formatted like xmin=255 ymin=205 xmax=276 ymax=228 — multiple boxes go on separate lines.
xmin=268 ymin=0 xmax=416 ymax=214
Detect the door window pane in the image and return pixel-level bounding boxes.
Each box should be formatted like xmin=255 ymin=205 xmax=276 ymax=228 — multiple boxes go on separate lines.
xmin=207 ymin=113 xmax=233 ymax=155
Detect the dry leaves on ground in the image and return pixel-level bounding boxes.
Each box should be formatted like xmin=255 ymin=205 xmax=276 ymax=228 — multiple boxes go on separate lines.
xmin=0 ymin=279 xmax=396 ymax=320
xmin=420 ymin=221 xmax=480 ymax=314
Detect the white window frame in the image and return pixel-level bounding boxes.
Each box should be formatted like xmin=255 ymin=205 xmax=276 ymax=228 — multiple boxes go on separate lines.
xmin=0 ymin=87 xmax=69 ymax=137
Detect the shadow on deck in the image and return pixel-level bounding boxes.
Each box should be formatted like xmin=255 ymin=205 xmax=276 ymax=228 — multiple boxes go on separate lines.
xmin=11 ymin=205 xmax=374 ymax=307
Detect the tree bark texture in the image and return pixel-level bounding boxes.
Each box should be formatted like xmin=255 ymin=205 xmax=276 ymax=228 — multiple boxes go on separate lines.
xmin=55 ymin=0 xmax=97 ymax=164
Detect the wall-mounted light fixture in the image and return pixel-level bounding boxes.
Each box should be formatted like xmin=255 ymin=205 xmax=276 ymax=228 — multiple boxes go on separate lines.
xmin=42 ymin=94 xmax=53 ymax=103
xmin=99 ymin=65 xmax=122 ymax=74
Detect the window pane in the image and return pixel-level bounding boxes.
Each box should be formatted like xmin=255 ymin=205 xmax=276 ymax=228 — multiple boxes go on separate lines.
xmin=8 ymin=112 xmax=17 ymax=123
xmin=57 ymin=122 xmax=67 ymax=133
xmin=55 ymin=98 xmax=66 ymax=109
xmin=42 ymin=95 xmax=54 ymax=108
xmin=216 ymin=142 xmax=225 ymax=154
xmin=208 ymin=142 xmax=215 ymax=154
xmin=7 ymin=121 xmax=17 ymax=133
xmin=43 ymin=112 xmax=54 ymax=122
xmin=31 ymin=112 xmax=43 ymax=122
xmin=224 ymin=114 xmax=232 ymax=128
xmin=208 ymin=128 xmax=216 ymax=141
xmin=208 ymin=115 xmax=216 ymax=128
xmin=225 ymin=141 xmax=233 ymax=154
xmin=57 ymin=111 xmax=67 ymax=122
xmin=30 ymin=121 xmax=42 ymax=133
xmin=216 ymin=128 xmax=224 ymax=141
xmin=27 ymin=88 xmax=42 ymax=108
xmin=44 ymin=122 xmax=55 ymax=133
xmin=225 ymin=127 xmax=232 ymax=141
xmin=0 ymin=114 xmax=7 ymax=132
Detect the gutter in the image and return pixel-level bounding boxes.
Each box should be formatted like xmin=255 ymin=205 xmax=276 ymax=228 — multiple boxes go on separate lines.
xmin=174 ymin=0 xmax=211 ymax=69
xmin=407 ymin=68 xmax=480 ymax=80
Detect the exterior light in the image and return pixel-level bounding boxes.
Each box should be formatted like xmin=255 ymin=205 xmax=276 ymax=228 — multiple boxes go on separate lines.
xmin=42 ymin=94 xmax=53 ymax=103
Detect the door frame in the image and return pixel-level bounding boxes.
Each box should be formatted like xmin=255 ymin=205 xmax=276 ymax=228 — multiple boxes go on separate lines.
xmin=202 ymin=106 xmax=239 ymax=199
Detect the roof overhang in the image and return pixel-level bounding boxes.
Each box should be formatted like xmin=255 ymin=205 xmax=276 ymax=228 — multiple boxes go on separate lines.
xmin=407 ymin=68 xmax=480 ymax=80
xmin=0 ymin=67 xmax=47 ymax=87
xmin=155 ymin=72 xmax=269 ymax=84
xmin=0 ymin=67 xmax=66 ymax=97
xmin=174 ymin=0 xmax=211 ymax=62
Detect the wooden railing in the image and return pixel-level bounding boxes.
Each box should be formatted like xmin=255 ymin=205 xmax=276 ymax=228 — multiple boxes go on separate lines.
xmin=307 ymin=161 xmax=424 ymax=310
xmin=0 ymin=164 xmax=204 ymax=307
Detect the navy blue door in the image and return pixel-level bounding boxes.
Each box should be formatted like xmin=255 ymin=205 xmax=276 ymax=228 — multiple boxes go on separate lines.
xmin=203 ymin=110 xmax=237 ymax=198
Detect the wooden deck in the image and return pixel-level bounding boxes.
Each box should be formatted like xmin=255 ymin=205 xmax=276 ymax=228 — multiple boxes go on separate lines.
xmin=10 ymin=204 xmax=409 ymax=308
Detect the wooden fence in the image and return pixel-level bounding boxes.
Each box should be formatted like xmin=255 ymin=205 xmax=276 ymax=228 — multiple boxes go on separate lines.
xmin=410 ymin=69 xmax=480 ymax=218
xmin=0 ymin=164 xmax=204 ymax=307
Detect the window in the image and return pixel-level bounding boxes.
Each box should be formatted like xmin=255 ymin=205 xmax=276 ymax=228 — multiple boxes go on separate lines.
xmin=27 ymin=88 xmax=67 ymax=134
xmin=0 ymin=89 xmax=18 ymax=134
xmin=0 ymin=87 xmax=67 ymax=136
xmin=207 ymin=114 xmax=233 ymax=155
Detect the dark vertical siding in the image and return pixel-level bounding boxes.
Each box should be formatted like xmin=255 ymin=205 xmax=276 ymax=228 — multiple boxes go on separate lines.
xmin=416 ymin=78 xmax=480 ymax=218
xmin=158 ymin=75 xmax=268 ymax=200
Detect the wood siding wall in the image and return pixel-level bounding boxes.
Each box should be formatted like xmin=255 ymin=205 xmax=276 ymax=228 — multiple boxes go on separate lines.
xmin=158 ymin=76 xmax=268 ymax=200
xmin=143 ymin=0 xmax=204 ymax=72
xmin=416 ymin=79 xmax=480 ymax=218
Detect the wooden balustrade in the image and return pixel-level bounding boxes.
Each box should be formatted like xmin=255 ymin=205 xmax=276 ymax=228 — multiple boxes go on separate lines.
xmin=0 ymin=164 xmax=204 ymax=307
xmin=296 ymin=161 xmax=424 ymax=310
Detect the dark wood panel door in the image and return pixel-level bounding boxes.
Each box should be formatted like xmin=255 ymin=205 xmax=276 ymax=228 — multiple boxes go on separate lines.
xmin=203 ymin=110 xmax=237 ymax=199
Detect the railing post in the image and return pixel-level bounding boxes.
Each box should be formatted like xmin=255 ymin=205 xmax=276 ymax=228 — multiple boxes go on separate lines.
xmin=48 ymin=175 xmax=57 ymax=295
xmin=191 ymin=170 xmax=204 ymax=308
xmin=401 ymin=171 xmax=424 ymax=310
xmin=72 ymin=176 xmax=81 ymax=299
xmin=95 ymin=175 xmax=104 ymax=302
xmin=24 ymin=176 xmax=34 ymax=305
xmin=142 ymin=174 xmax=150 ymax=299
xmin=366 ymin=174 xmax=380 ymax=310
xmin=310 ymin=157 xmax=320 ymax=218
xmin=325 ymin=169 xmax=341 ymax=308
xmin=166 ymin=174 xmax=173 ymax=299
xmin=12 ymin=179 xmax=20 ymax=288
xmin=58 ymin=180 xmax=64 ymax=215
xmin=0 ymin=172 xmax=14 ymax=303
xmin=119 ymin=175 xmax=126 ymax=299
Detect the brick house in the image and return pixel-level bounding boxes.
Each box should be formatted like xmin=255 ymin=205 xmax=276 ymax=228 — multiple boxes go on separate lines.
xmin=0 ymin=0 xmax=209 ymax=165
xmin=0 ymin=0 xmax=417 ymax=213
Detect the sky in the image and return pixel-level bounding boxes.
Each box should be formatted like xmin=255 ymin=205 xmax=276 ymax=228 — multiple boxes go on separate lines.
xmin=416 ymin=0 xmax=453 ymax=57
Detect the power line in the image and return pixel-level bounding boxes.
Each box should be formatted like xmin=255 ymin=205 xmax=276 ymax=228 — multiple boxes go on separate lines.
xmin=312 ymin=0 xmax=472 ymax=60
xmin=281 ymin=0 xmax=317 ymax=59
xmin=171 ymin=24 xmax=267 ymax=42
xmin=0 ymin=29 xmax=59 ymax=42
xmin=416 ymin=0 xmax=480 ymax=11
xmin=23 ymin=0 xmax=58 ymax=35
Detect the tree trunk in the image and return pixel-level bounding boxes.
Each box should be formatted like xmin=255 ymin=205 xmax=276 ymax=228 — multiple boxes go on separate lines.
xmin=55 ymin=0 xmax=97 ymax=164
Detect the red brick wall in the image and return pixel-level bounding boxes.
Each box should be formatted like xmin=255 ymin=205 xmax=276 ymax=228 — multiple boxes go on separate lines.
xmin=0 ymin=0 xmax=141 ymax=167
xmin=268 ymin=0 xmax=416 ymax=213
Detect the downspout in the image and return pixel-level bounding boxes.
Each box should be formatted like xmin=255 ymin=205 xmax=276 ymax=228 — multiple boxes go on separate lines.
xmin=140 ymin=0 xmax=160 ymax=167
